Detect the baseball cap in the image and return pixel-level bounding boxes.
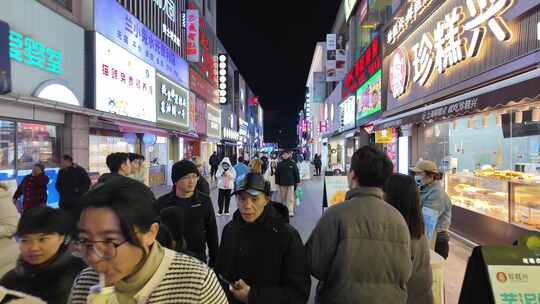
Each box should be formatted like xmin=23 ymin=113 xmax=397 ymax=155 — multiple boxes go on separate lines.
xmin=410 ymin=160 xmax=439 ymax=174
xmin=232 ymin=173 xmax=270 ymax=196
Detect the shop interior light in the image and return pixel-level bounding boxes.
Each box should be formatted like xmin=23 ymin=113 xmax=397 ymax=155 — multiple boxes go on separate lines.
xmin=496 ymin=111 xmax=503 ymax=126
xmin=452 ymin=120 xmax=458 ymax=130
xmin=467 ymin=117 xmax=475 ymax=129
xmin=515 ymin=111 xmax=523 ymax=124
xmin=482 ymin=114 xmax=489 ymax=128
xmin=532 ymin=107 xmax=540 ymax=122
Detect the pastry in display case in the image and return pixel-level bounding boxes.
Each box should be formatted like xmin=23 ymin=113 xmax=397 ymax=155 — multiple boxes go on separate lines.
xmin=447 ymin=173 xmax=509 ymax=222
xmin=512 ymin=182 xmax=540 ymax=231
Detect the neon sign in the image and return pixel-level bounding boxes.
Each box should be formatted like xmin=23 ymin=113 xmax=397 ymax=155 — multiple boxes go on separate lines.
xmin=343 ymin=36 xmax=381 ymax=97
xmin=9 ymin=30 xmax=63 ymax=75
xmin=387 ymin=0 xmax=433 ymax=46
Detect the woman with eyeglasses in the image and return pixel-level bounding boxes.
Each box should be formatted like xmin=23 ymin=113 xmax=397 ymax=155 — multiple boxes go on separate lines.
xmin=68 ymin=176 xmax=227 ymax=304
xmin=0 ymin=206 xmax=85 ymax=304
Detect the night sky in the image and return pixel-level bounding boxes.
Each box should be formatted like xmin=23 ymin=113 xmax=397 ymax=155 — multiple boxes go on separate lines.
xmin=217 ymin=1 xmax=340 ymax=148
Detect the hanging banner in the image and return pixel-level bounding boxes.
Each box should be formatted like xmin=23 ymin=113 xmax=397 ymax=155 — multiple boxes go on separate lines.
xmin=186 ymin=9 xmax=200 ymax=62
xmin=326 ymin=34 xmax=346 ymax=82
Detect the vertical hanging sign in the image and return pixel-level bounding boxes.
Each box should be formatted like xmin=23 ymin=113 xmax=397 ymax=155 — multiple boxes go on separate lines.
xmin=186 ymin=9 xmax=200 ymax=62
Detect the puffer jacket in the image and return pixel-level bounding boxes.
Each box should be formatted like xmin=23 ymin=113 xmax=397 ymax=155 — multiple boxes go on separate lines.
xmin=408 ymin=236 xmax=434 ymax=304
xmin=216 ymin=157 xmax=236 ymax=190
xmin=420 ymin=181 xmax=452 ymax=231
xmin=0 ymin=187 xmax=19 ymax=277
xmin=306 ymin=187 xmax=412 ymax=304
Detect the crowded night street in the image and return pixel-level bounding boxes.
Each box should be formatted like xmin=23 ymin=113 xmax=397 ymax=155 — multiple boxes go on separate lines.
xmin=1 ymin=0 xmax=540 ymax=303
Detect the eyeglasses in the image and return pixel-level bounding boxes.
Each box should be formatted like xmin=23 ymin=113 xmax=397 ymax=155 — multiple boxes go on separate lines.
xmin=71 ymin=239 xmax=127 ymax=260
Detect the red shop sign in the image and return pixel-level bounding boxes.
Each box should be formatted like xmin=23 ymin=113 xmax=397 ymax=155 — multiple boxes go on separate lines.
xmin=189 ymin=67 xmax=218 ymax=103
xmin=343 ymin=35 xmax=381 ymax=97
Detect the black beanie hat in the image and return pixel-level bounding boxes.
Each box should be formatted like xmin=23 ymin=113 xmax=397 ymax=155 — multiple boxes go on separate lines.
xmin=171 ymin=160 xmax=199 ymax=184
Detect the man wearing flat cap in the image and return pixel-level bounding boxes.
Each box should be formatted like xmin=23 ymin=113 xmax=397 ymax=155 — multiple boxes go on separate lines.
xmin=156 ymin=159 xmax=219 ymax=267
xmin=216 ymin=173 xmax=311 ymax=304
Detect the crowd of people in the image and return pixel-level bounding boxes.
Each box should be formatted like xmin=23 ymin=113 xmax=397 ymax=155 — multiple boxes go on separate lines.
xmin=0 ymin=146 xmax=452 ymax=303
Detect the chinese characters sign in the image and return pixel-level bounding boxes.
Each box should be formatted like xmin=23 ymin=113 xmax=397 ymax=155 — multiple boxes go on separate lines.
xmin=488 ymin=265 xmax=540 ymax=303
xmin=152 ymin=0 xmax=176 ymax=22
xmin=189 ymin=67 xmax=217 ymax=103
xmin=95 ymin=0 xmax=188 ymax=88
xmin=343 ymin=36 xmax=381 ymax=97
xmin=187 ymin=10 xmax=200 ymax=62
xmin=339 ymin=95 xmax=356 ymax=131
xmin=206 ymin=103 xmax=221 ymax=138
xmin=8 ymin=30 xmax=63 ymax=75
xmin=387 ymin=0 xmax=433 ymax=46
xmin=95 ymin=33 xmax=156 ymax=122
xmin=156 ymin=73 xmax=189 ymax=128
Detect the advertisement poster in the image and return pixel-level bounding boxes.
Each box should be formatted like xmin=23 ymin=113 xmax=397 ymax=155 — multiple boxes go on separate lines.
xmin=340 ymin=96 xmax=355 ymax=131
xmin=356 ymin=69 xmax=382 ymax=122
xmin=325 ymin=176 xmax=349 ymax=206
xmin=487 ymin=265 xmax=540 ymax=303
xmin=326 ymin=34 xmax=346 ymax=82
xmin=95 ymin=33 xmax=156 ymax=122
xmin=94 ymin=0 xmax=188 ymax=88
xmin=156 ymin=73 xmax=189 ymax=128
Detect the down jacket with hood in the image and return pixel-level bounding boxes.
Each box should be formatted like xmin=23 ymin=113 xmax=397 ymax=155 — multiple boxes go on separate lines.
xmin=0 ymin=186 xmax=19 ymax=277
xmin=216 ymin=157 xmax=236 ymax=190
xmin=216 ymin=203 xmax=311 ymax=304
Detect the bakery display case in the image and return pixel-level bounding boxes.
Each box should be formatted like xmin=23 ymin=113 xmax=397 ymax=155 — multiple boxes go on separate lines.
xmin=446 ymin=167 xmax=540 ymax=232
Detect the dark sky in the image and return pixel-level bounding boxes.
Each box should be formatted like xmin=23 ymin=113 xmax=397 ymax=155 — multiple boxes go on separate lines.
xmin=217 ymin=1 xmax=340 ymax=148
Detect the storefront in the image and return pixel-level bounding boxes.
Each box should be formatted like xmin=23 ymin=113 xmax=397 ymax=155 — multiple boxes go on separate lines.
xmin=378 ymin=0 xmax=540 ymax=244
xmin=0 ymin=0 xmax=85 ymax=206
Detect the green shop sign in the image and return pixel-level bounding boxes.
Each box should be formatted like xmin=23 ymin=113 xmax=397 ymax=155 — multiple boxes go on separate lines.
xmin=8 ymin=30 xmax=63 ymax=75
xmin=156 ymin=73 xmax=189 ymax=128
xmin=356 ymin=69 xmax=382 ymax=123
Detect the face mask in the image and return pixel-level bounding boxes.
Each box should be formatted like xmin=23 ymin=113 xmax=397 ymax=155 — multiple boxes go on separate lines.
xmin=415 ymin=175 xmax=424 ymax=187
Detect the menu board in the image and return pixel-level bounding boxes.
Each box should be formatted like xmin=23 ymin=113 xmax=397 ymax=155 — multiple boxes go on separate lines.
xmin=325 ymin=176 xmax=349 ymax=206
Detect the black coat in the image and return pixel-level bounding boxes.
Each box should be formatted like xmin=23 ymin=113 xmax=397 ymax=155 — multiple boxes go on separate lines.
xmin=313 ymin=157 xmax=322 ymax=167
xmin=0 ymin=248 xmax=87 ymax=304
xmin=275 ymin=159 xmax=300 ymax=186
xmin=209 ymin=154 xmax=220 ymax=167
xmin=156 ymin=191 xmax=219 ymax=267
xmin=216 ymin=204 xmax=311 ymax=304
xmin=196 ymin=176 xmax=210 ymax=196
xmin=55 ymin=165 xmax=91 ymax=210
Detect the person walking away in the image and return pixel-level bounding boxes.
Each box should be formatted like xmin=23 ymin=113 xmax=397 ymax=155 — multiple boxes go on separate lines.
xmin=0 ymin=182 xmax=19 ymax=277
xmin=234 ymin=156 xmax=250 ymax=188
xmin=411 ymin=160 xmax=452 ymax=259
xmin=216 ymin=173 xmax=311 ymax=304
xmin=384 ymin=174 xmax=434 ymax=304
xmin=209 ymin=151 xmax=220 ymax=181
xmin=264 ymin=160 xmax=279 ymax=201
xmin=13 ymin=164 xmax=49 ymax=212
xmin=55 ymin=155 xmax=91 ymax=214
xmin=260 ymin=154 xmax=269 ymax=174
xmin=192 ymin=156 xmax=210 ymax=195
xmin=156 ymin=160 xmax=219 ymax=267
xmin=96 ymin=152 xmax=132 ymax=185
xmin=128 ymin=153 xmax=148 ymax=185
xmin=275 ymin=151 xmax=300 ymax=217
xmin=306 ymin=146 xmax=412 ymax=303
xmin=216 ymin=157 xmax=236 ymax=216
xmin=249 ymin=158 xmax=264 ymax=174
xmin=1 ymin=207 xmax=86 ymax=304
xmin=313 ymin=154 xmax=322 ymax=176
xmin=69 ymin=177 xmax=227 ymax=303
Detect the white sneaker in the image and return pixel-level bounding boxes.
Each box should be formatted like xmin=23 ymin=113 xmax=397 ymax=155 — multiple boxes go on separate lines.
xmin=225 ymin=212 xmax=230 ymax=216
xmin=217 ymin=213 xmax=223 ymax=217
xmin=289 ymin=212 xmax=294 ymax=217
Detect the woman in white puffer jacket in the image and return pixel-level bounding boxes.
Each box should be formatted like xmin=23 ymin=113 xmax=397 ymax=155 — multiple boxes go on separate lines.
xmin=0 ymin=182 xmax=20 ymax=277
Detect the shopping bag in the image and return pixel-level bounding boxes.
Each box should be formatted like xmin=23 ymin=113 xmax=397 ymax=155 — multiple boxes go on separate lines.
xmin=295 ymin=187 xmax=304 ymax=202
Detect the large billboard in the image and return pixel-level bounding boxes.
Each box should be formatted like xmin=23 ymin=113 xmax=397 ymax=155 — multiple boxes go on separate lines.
xmin=94 ymin=0 xmax=188 ymax=88
xmin=94 ymin=33 xmax=156 ymax=122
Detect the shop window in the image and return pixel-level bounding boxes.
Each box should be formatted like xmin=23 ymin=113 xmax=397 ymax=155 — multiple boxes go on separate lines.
xmin=16 ymin=123 xmax=61 ymax=170
xmin=0 ymin=120 xmax=16 ymax=180
xmin=144 ymin=136 xmax=168 ymax=167
xmin=89 ymin=134 xmax=136 ymax=175
xmin=423 ymin=107 xmax=540 ymax=231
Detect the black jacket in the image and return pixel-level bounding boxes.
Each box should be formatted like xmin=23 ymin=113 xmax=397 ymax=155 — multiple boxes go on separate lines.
xmin=275 ymin=159 xmax=300 ymax=186
xmin=196 ymin=176 xmax=210 ymax=196
xmin=0 ymin=248 xmax=87 ymax=304
xmin=313 ymin=157 xmax=322 ymax=167
xmin=156 ymin=191 xmax=219 ymax=267
xmin=55 ymin=165 xmax=91 ymax=210
xmin=216 ymin=204 xmax=311 ymax=304
xmin=210 ymin=154 xmax=220 ymax=167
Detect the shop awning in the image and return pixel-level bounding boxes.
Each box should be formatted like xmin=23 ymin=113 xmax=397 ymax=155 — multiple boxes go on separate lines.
xmin=375 ymin=69 xmax=540 ymax=130
xmin=170 ymin=130 xmax=199 ymax=140
xmin=115 ymin=121 xmax=169 ymax=137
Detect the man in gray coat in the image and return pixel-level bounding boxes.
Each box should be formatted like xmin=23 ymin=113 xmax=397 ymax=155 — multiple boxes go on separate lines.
xmin=306 ymin=146 xmax=412 ymax=303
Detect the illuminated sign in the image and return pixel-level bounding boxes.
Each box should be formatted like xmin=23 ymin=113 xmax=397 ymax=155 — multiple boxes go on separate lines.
xmin=319 ymin=120 xmax=328 ymax=133
xmin=411 ymin=1 xmax=513 ymax=87
xmin=344 ymin=0 xmax=359 ymax=22
xmin=95 ymin=0 xmax=188 ymax=87
xmin=356 ymin=70 xmax=382 ymax=123
xmin=218 ymin=54 xmax=228 ymax=104
xmin=156 ymin=73 xmax=189 ymax=128
xmin=375 ymin=128 xmax=396 ymax=144
xmin=387 ymin=0 xmax=433 ymax=46
xmin=343 ymin=36 xmax=381 ymax=97
xmin=340 ymin=95 xmax=356 ymax=130
xmin=222 ymin=128 xmax=239 ymax=141
xmin=186 ymin=10 xmax=200 ymax=62
xmin=206 ymin=103 xmax=221 ymax=138
xmin=95 ymin=33 xmax=156 ymax=122
xmin=152 ymin=0 xmax=176 ymax=22
xmin=0 ymin=20 xmax=11 ymax=94
xmin=389 ymin=48 xmax=409 ymax=99
xmin=9 ymin=30 xmax=63 ymax=75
